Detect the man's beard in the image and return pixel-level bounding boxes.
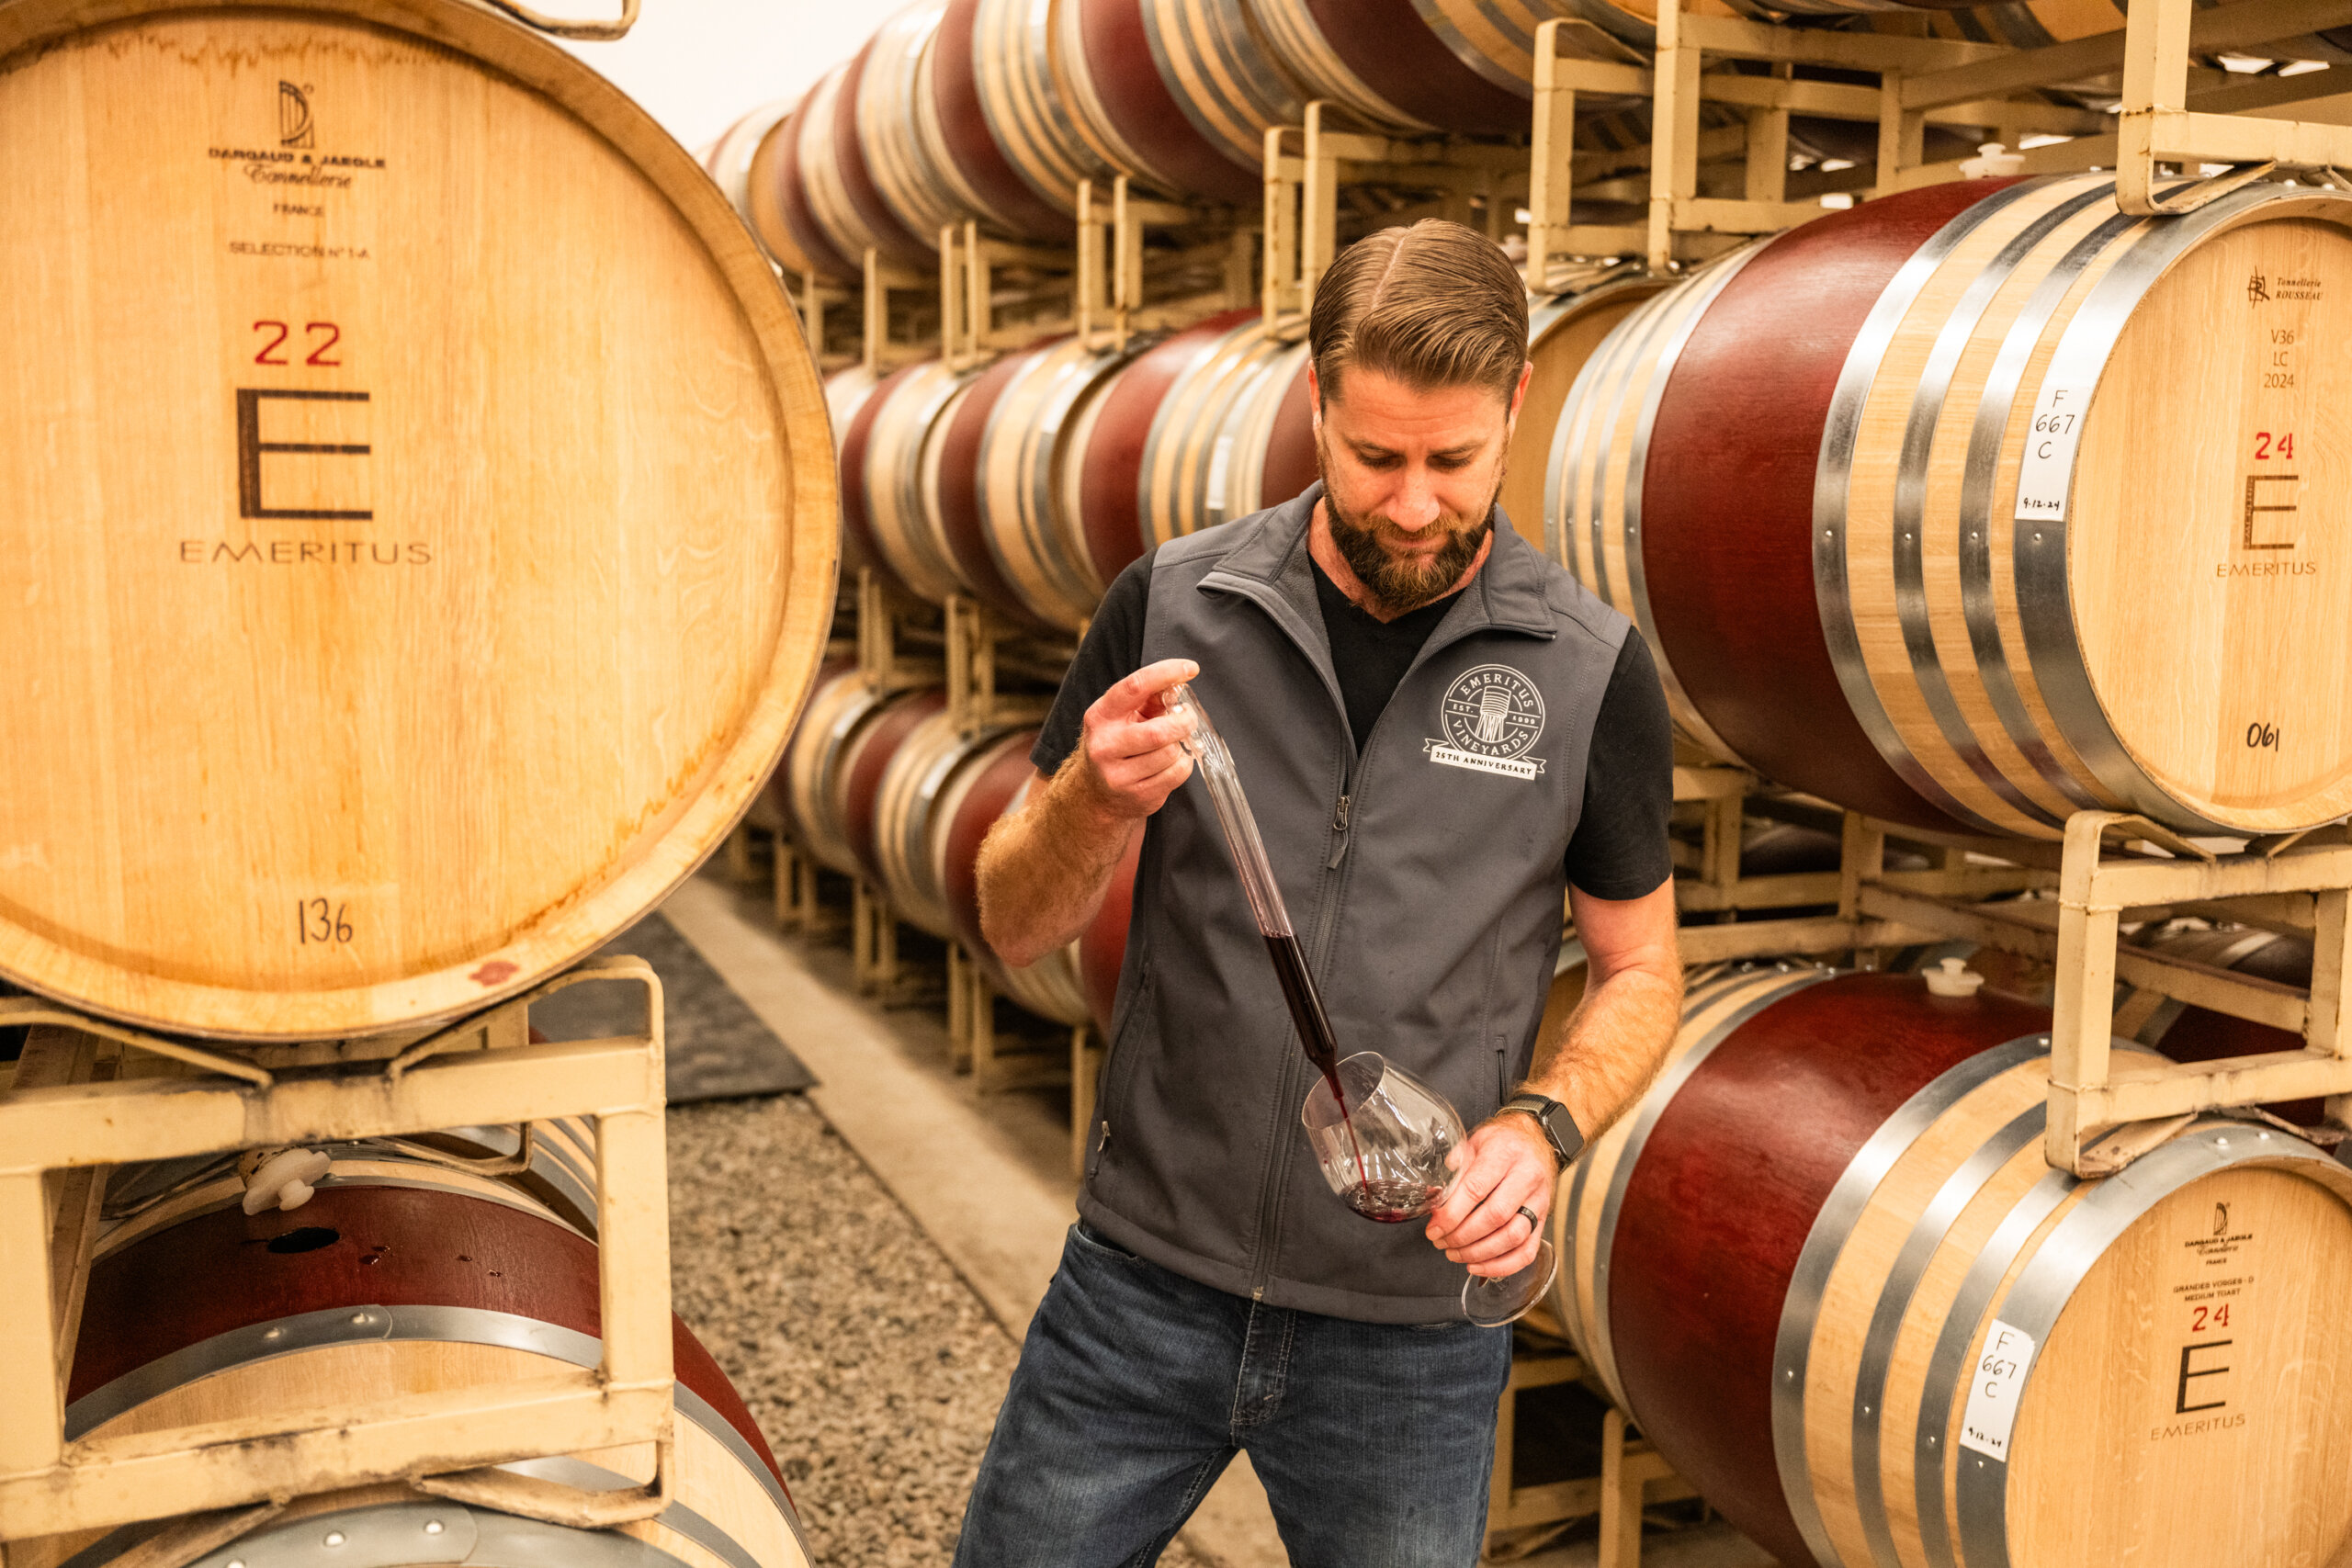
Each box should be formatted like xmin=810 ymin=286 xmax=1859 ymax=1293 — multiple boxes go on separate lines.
xmin=1317 ymin=436 xmax=1500 ymax=616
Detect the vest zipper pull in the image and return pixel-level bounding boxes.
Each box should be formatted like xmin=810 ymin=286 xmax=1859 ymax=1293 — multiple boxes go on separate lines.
xmin=1328 ymin=794 xmax=1351 ymax=868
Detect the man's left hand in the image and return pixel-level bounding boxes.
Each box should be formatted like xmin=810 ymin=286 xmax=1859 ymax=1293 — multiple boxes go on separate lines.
xmin=1424 ymin=1113 xmax=1555 ymax=1277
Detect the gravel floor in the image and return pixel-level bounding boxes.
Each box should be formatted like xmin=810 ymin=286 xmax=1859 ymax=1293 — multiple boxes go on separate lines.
xmin=668 ymin=1094 xmax=1217 ymax=1568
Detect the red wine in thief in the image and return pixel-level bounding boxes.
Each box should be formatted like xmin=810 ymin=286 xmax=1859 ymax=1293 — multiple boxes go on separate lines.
xmin=1263 ymin=931 xmax=1375 ymax=1190
xmin=1263 ymin=931 xmax=1344 ymax=1103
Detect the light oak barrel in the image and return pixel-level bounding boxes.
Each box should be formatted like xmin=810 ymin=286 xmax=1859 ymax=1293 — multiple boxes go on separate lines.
xmin=1249 ymin=0 xmax=1668 ymax=132
xmin=1498 ymin=271 xmax=1672 ymax=545
xmin=17 ymin=1182 xmax=806 ymax=1568
xmin=797 ymin=58 xmax=930 ymax=270
xmin=967 ymin=336 xmax=1147 ymax=631
xmin=1054 ymin=0 xmax=1306 ymax=207
xmin=842 ymin=360 xmax=983 ymax=605
xmin=970 ymin=0 xmax=1116 ymax=222
xmin=1134 ymin=319 xmax=1311 ymax=550
xmin=0 ymin=0 xmax=836 ymax=1041
xmin=855 ymin=0 xmax=972 ymax=247
xmin=939 ymin=730 xmax=1093 ymax=1027
xmin=1550 ymin=964 xmax=2352 ymax=1568
xmin=777 ymin=665 xmax=895 ymax=875
xmin=747 ymin=100 xmax=857 ymax=280
xmin=1548 ymin=174 xmax=2352 ymax=840
xmin=833 ymin=688 xmax=953 ymax=890
xmin=703 ymin=97 xmax=798 ymax=229
xmin=933 ymin=0 xmax=1078 ymax=239
xmin=873 ymin=710 xmax=1026 ymax=939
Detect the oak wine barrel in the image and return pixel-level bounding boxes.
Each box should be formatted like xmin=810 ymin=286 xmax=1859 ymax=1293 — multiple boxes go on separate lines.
xmin=25 ymin=1179 xmax=806 ymax=1568
xmin=855 ymin=0 xmax=972 ymax=250
xmin=1549 ymin=174 xmax=2352 ymax=840
xmin=929 ymin=0 xmax=1082 ymax=240
xmin=747 ymin=100 xmax=858 ymax=280
xmin=838 ymin=688 xmax=952 ymax=889
xmin=873 ymin=711 xmax=1027 ymax=939
xmin=841 ymin=359 xmax=983 ymax=605
xmin=1548 ymin=964 xmax=2352 ymax=1568
xmin=1072 ymin=310 xmax=1318 ymax=581
xmin=973 ymin=336 xmax=1145 ymax=630
xmin=1247 ymin=0 xmax=1680 ymax=133
xmin=779 ymin=667 xmax=897 ymax=875
xmin=0 ymin=0 xmax=837 ymax=1041
xmin=1054 ymin=0 xmax=1306 ymax=208
xmin=703 ymin=97 xmax=798 ymax=229
xmin=799 ymin=57 xmax=934 ymax=271
xmin=1497 ymin=269 xmax=1672 ymax=543
xmin=968 ymin=0 xmax=1116 ymax=226
xmin=939 ymin=730 xmax=1094 ymax=1027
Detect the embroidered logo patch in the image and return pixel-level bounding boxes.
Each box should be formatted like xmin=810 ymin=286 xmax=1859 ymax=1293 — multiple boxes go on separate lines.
xmin=1425 ymin=664 xmax=1546 ymax=779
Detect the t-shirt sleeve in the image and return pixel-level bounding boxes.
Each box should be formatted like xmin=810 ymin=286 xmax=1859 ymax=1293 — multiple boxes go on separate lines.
xmin=1030 ymin=550 xmax=1154 ymax=776
xmin=1562 ymin=634 xmax=1675 ymax=901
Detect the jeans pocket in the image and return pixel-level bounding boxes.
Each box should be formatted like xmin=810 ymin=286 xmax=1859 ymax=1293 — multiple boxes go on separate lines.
xmin=1071 ymin=1220 xmax=1143 ymax=1264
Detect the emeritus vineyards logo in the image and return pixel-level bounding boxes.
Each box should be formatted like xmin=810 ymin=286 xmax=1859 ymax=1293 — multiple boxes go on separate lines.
xmin=1425 ymin=665 xmax=1547 ymax=780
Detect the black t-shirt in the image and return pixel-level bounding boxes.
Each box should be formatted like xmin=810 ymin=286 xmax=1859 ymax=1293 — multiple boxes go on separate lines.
xmin=1032 ymin=548 xmax=1674 ymax=900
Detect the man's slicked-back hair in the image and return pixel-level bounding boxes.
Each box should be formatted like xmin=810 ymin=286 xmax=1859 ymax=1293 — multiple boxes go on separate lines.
xmin=1308 ymin=220 xmax=1529 ymax=411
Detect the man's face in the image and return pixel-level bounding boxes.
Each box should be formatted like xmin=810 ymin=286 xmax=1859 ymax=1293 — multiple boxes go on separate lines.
xmin=1311 ymin=361 xmax=1526 ymax=615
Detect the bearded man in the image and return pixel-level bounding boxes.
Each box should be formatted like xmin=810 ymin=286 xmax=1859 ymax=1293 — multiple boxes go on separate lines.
xmin=957 ymin=220 xmax=1683 ymax=1567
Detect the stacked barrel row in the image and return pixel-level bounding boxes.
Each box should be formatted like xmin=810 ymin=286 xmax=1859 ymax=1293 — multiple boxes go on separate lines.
xmin=707 ymin=0 xmax=2050 ymax=280
xmin=766 ymin=664 xmax=1139 ymax=1033
xmin=825 ymin=310 xmax=1316 ymax=635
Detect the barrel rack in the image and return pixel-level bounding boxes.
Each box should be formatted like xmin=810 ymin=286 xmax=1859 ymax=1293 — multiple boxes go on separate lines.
xmin=0 ymin=964 xmax=673 ymax=1548
xmin=1648 ymin=765 xmax=2352 ymax=1175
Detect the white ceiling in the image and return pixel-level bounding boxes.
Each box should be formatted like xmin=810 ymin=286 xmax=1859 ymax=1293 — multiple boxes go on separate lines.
xmin=559 ymin=0 xmax=898 ymax=155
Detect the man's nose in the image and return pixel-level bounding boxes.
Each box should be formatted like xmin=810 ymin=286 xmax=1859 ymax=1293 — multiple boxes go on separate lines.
xmin=1388 ymin=468 xmax=1442 ymax=530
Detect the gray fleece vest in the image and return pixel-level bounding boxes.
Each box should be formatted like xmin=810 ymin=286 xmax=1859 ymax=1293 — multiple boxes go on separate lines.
xmin=1077 ymin=483 xmax=1631 ymax=1323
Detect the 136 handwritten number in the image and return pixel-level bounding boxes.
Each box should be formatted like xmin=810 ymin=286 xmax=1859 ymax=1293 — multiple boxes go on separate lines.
xmin=297 ymin=897 xmax=353 ymax=946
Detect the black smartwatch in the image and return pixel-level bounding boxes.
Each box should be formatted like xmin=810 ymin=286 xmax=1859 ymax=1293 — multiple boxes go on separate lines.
xmin=1501 ymin=1093 xmax=1585 ymax=1169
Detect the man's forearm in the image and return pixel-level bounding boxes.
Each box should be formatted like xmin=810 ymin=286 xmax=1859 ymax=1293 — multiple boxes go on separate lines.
xmin=976 ymin=752 xmax=1141 ymax=967
xmin=1523 ymin=963 xmax=1683 ymax=1142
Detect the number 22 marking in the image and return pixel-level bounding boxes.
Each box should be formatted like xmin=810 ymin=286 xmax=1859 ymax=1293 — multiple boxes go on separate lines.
xmin=253 ymin=320 xmax=344 ymax=367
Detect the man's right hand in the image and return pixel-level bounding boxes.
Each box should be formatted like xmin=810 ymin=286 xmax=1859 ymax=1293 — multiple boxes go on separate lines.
xmin=1077 ymin=658 xmax=1200 ymax=821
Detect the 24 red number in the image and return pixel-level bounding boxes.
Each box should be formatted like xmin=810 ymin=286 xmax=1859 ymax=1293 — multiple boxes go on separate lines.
xmin=2190 ymin=1303 xmax=2232 ymax=1332
xmin=2254 ymin=432 xmax=2295 ymax=461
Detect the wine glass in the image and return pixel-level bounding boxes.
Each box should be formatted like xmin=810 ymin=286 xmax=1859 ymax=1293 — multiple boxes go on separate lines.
xmin=1302 ymin=1052 xmax=1558 ymax=1327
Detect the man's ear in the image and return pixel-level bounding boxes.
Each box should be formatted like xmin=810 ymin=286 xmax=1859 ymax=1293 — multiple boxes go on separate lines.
xmin=1506 ymin=358 xmax=1533 ymax=432
xmin=1307 ymin=362 xmax=1325 ymax=432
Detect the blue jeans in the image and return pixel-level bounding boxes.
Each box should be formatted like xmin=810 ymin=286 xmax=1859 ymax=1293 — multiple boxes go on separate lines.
xmin=953 ymin=1224 xmax=1513 ymax=1567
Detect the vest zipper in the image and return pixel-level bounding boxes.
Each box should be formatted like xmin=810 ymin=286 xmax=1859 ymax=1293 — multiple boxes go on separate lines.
xmin=1328 ymin=794 xmax=1351 ymax=867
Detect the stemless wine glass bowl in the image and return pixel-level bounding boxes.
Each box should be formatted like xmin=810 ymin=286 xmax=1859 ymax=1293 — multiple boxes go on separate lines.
xmin=1302 ymin=1052 xmax=1558 ymax=1327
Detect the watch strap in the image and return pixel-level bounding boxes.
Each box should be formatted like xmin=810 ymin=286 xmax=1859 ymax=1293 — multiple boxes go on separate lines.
xmin=1502 ymin=1092 xmax=1585 ymax=1168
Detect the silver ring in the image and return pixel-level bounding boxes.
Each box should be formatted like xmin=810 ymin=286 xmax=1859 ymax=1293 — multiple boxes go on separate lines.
xmin=1517 ymin=1205 xmax=1541 ymax=1234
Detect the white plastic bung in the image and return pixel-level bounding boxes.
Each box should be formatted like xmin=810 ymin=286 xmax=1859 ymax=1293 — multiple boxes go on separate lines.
xmin=1959 ymin=143 xmax=2026 ymax=179
xmin=1923 ymin=956 xmax=1987 ymax=998
xmin=242 ymin=1147 xmax=334 ymax=1214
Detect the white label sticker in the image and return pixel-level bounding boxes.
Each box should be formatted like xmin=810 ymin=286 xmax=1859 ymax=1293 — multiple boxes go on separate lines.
xmin=1206 ymin=435 xmax=1234 ymax=513
xmin=1959 ymin=1318 xmax=2037 ymax=1461
xmin=2013 ymin=382 xmax=2095 ymax=522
